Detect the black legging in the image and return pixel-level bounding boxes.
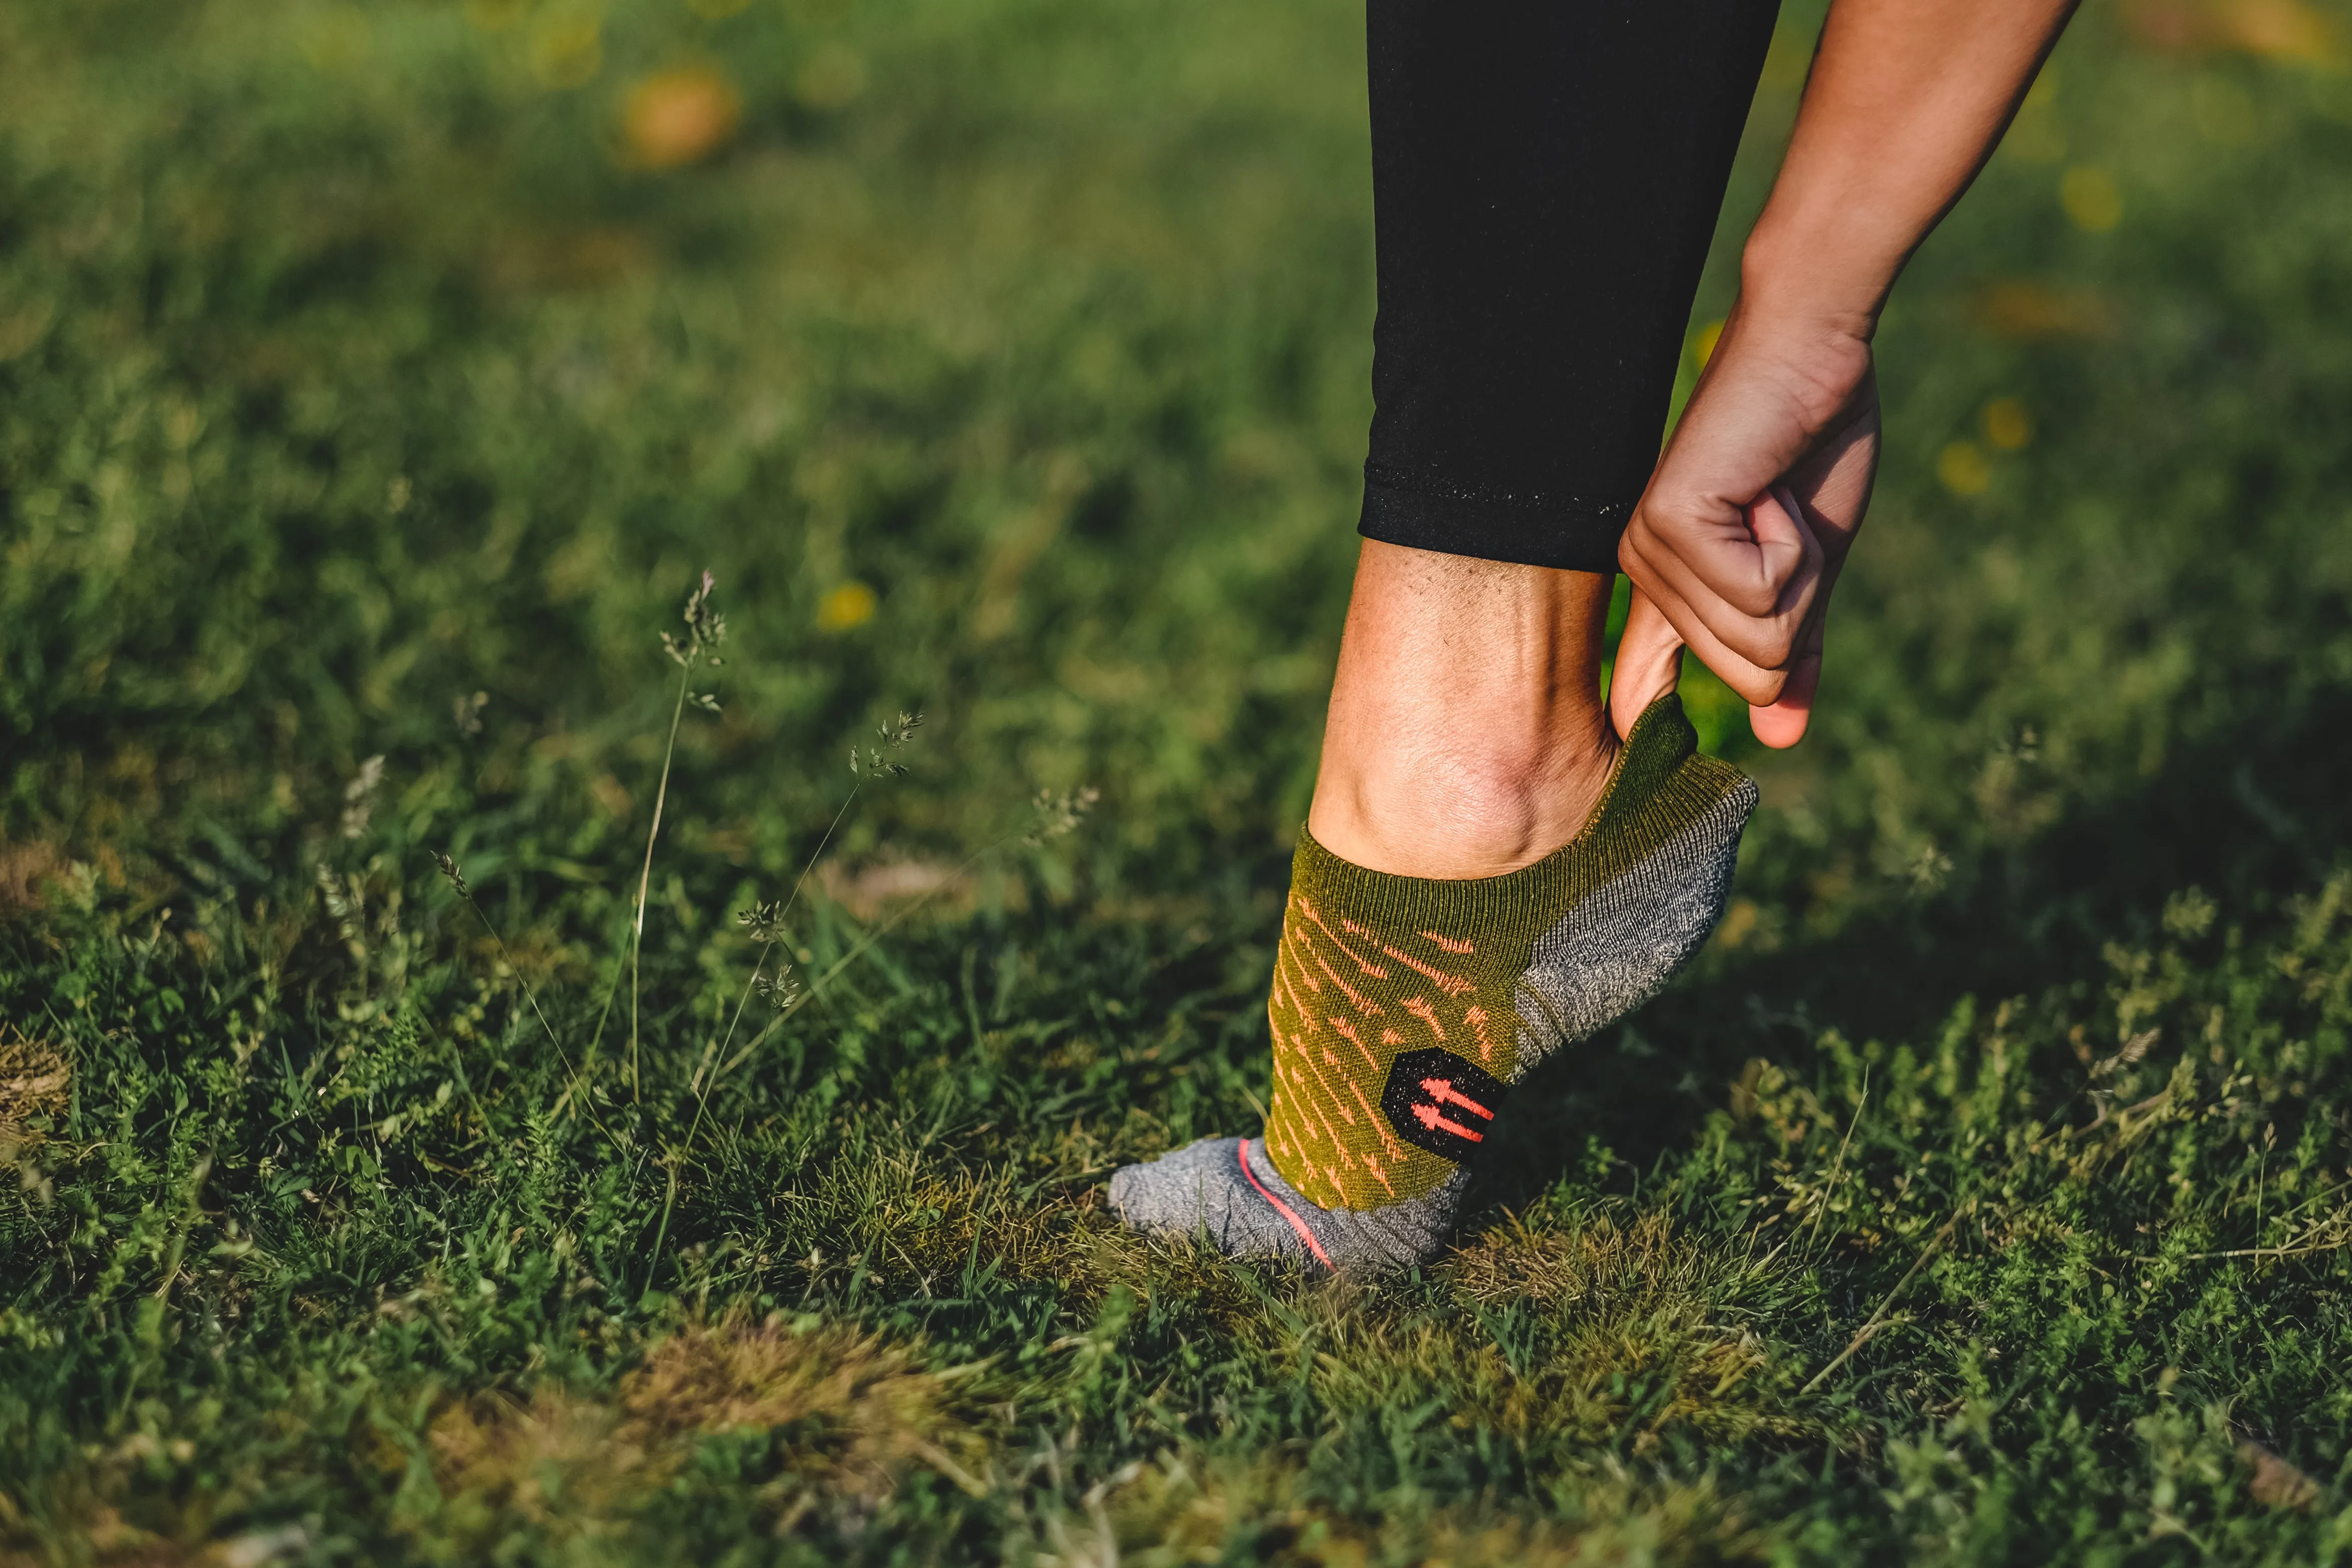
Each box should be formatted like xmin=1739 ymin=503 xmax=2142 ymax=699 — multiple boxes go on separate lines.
xmin=1358 ymin=0 xmax=1782 ymax=574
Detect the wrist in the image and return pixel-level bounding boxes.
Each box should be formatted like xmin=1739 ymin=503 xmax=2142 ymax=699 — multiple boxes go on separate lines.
xmin=1737 ymin=208 xmax=1906 ymax=344
xmin=1735 ymin=250 xmax=1886 ymax=347
xmin=1688 ymin=284 xmax=1877 ymax=436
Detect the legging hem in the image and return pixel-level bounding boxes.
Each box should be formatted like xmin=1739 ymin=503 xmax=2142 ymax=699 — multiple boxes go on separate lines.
xmin=1356 ymin=467 xmax=1630 ymax=575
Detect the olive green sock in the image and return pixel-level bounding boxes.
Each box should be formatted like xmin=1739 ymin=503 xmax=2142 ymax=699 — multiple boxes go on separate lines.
xmin=1110 ymin=693 xmax=1755 ymax=1272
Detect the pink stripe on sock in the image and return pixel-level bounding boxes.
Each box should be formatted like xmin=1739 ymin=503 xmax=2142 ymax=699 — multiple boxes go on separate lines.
xmin=1238 ymin=1138 xmax=1333 ymax=1271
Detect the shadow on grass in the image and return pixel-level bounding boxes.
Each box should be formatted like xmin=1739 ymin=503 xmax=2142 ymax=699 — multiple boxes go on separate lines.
xmin=1469 ymin=672 xmax=2352 ymax=1219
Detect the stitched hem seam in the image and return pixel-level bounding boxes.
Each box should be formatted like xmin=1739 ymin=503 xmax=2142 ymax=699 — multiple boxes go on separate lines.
xmin=1362 ymin=461 xmax=1637 ymax=525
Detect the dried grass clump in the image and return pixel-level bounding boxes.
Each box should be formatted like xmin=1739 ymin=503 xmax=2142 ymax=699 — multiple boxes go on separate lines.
xmin=0 ymin=843 xmax=65 ymax=920
xmin=0 ymin=1024 xmax=70 ymax=1139
xmin=1059 ymin=1452 xmax=1768 ymax=1566
xmin=619 ymin=1318 xmax=956 ymax=1483
xmin=1448 ymin=1208 xmax=1711 ymax=1309
xmin=1255 ymin=1209 xmax=1807 ymax=1452
xmin=412 ymin=1318 xmax=975 ymax=1549
xmin=2236 ymin=1437 xmax=2322 ymax=1512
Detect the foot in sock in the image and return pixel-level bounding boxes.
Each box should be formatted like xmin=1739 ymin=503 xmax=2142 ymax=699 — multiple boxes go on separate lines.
xmin=1108 ymin=691 xmax=1756 ymax=1273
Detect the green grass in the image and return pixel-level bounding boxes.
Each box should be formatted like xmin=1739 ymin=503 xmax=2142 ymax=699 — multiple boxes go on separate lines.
xmin=8 ymin=0 xmax=2352 ymax=1559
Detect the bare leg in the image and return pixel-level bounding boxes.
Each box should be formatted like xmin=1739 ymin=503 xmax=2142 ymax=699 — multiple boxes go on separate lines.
xmin=1307 ymin=540 xmax=1686 ymax=879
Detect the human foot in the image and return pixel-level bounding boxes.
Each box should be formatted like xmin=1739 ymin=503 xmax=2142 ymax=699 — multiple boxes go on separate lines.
xmin=1109 ymin=687 xmax=1753 ymax=1273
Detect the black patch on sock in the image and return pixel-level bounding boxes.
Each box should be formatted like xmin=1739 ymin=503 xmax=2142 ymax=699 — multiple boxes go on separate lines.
xmin=1381 ymin=1049 xmax=1508 ymax=1163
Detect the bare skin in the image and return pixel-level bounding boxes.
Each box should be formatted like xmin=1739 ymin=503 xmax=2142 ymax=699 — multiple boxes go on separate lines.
xmin=1307 ymin=542 xmax=1686 ymax=879
xmin=1311 ymin=0 xmax=2079 ymax=879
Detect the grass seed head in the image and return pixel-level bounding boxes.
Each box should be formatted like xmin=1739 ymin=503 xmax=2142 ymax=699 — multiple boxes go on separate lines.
xmin=737 ymin=898 xmax=787 ymax=943
xmin=1025 ymin=785 xmax=1100 ymax=845
xmin=340 ymin=754 xmax=386 ymax=839
xmin=851 ymin=710 xmax=923 ymax=777
xmin=753 ymin=965 xmax=803 ymax=1012
xmin=681 ymin=569 xmax=726 ymax=654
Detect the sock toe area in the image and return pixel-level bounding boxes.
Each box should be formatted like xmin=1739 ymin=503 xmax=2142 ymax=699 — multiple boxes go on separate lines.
xmin=1109 ymin=1136 xmax=1462 ymax=1276
xmin=1108 ymin=1137 xmax=1317 ymax=1266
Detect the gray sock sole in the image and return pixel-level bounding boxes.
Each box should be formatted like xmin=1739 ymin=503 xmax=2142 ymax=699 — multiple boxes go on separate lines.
xmin=1511 ymin=780 xmax=1756 ymax=1070
xmin=1107 ymin=1134 xmax=1464 ymax=1274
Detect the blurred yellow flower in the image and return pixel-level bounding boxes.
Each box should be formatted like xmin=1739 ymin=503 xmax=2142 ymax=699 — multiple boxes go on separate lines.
xmin=2121 ymin=0 xmax=2336 ymax=60
xmin=1692 ymin=318 xmax=1725 ymax=371
xmin=1982 ymin=397 xmax=2033 ymax=451
xmin=2004 ymin=69 xmax=2067 ymax=163
xmin=1939 ymin=441 xmax=1992 ymax=496
xmin=529 ymin=8 xmax=603 ymax=90
xmin=624 ymin=67 xmax=743 ymax=169
xmin=2060 ymin=166 xmax=2123 ymax=232
xmin=817 ymin=582 xmax=877 ymax=631
xmin=2222 ymin=0 xmax=2335 ymax=61
xmin=1972 ymin=280 xmax=2118 ymax=341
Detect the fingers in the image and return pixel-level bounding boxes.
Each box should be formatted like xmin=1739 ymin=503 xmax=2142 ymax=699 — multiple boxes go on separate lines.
xmin=1626 ymin=569 xmax=1790 ymax=708
xmin=1620 ymin=484 xmax=1823 ymax=700
xmin=1781 ymin=378 xmax=1881 ymax=559
xmin=1744 ymin=482 xmax=1827 ymax=618
xmin=1621 ymin=491 xmax=1823 ymax=666
xmin=1746 ymin=397 xmax=1880 ymax=749
xmin=1607 ymin=588 xmax=1686 ymax=741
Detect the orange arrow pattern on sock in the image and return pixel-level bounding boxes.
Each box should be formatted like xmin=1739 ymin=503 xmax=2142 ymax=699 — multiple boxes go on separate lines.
xmin=1263 ymin=890 xmax=1514 ymax=1209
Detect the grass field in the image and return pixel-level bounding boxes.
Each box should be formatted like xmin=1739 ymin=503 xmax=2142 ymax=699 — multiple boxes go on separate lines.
xmin=9 ymin=0 xmax=2352 ymax=1560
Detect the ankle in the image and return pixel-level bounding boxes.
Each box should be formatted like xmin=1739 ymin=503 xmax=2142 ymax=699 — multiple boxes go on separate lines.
xmin=1306 ymin=541 xmax=1622 ymax=879
xmin=1308 ymin=728 xmax=1620 ymax=879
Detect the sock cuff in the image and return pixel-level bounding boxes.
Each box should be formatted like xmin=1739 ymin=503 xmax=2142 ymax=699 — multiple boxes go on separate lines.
xmin=1291 ymin=693 xmax=1749 ymax=950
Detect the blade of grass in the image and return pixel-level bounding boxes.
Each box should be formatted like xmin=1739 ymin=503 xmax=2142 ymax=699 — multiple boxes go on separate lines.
xmin=1799 ymin=1201 xmax=1969 ymax=1398
xmin=630 ymin=651 xmax=694 ymax=1106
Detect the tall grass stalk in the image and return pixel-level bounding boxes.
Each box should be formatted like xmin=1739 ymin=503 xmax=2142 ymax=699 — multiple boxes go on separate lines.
xmin=647 ymin=716 xmax=925 ymax=1293
xmin=692 ymin=787 xmax=857 ymax=1101
xmin=628 ymin=665 xmax=690 ymax=1105
xmin=645 ymin=797 xmax=849 ymax=1295
xmin=628 ymin=573 xmax=727 ymax=1105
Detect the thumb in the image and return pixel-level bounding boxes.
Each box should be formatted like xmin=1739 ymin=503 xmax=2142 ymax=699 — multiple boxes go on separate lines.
xmin=1609 ymin=587 xmax=1686 ymax=742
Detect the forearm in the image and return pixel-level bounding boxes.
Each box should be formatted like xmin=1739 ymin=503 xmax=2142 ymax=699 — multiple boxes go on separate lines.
xmin=1741 ymin=0 xmax=2079 ymax=336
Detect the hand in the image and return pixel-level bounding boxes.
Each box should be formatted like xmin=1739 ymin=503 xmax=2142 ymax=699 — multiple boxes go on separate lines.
xmin=1612 ymin=0 xmax=2074 ymax=748
xmin=1617 ymin=307 xmax=1881 ymax=748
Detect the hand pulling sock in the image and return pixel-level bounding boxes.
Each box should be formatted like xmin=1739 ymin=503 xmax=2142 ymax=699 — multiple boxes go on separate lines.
xmin=1108 ymin=693 xmax=1756 ymax=1273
